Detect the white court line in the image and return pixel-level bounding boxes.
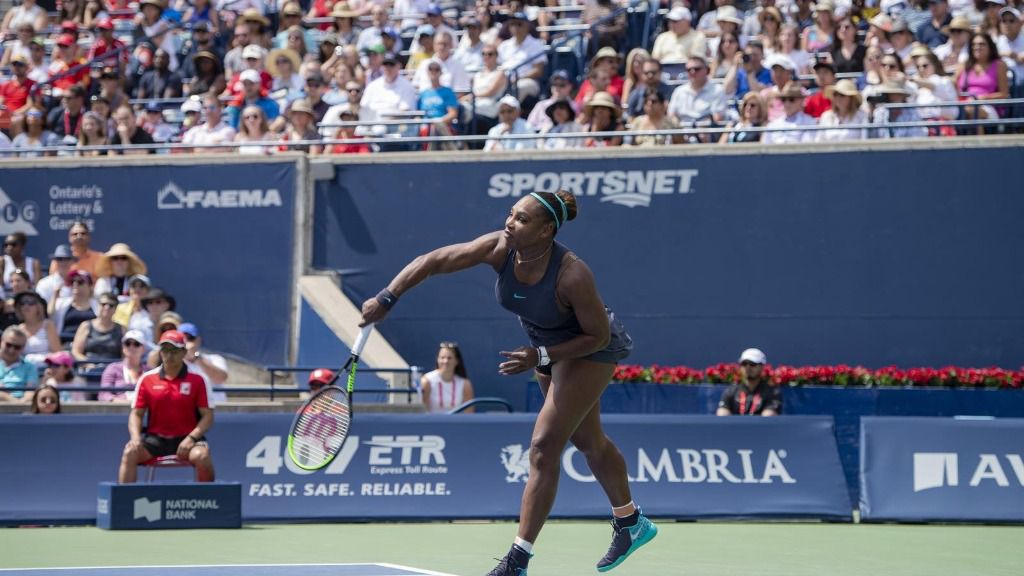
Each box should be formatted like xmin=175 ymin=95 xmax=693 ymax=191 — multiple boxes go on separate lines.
xmin=377 ymin=563 xmax=460 ymax=576
xmin=0 ymin=563 xmax=456 ymax=574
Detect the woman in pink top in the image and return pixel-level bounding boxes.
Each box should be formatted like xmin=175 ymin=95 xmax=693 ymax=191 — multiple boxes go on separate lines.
xmin=955 ymin=32 xmax=1009 ymax=124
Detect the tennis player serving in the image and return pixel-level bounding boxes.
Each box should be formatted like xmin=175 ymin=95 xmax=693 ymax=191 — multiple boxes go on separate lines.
xmin=360 ymin=190 xmax=657 ymax=575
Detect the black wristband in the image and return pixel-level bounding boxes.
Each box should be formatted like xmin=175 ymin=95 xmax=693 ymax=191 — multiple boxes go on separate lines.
xmin=187 ymin=435 xmax=200 ymax=443
xmin=376 ymin=288 xmax=398 ymax=310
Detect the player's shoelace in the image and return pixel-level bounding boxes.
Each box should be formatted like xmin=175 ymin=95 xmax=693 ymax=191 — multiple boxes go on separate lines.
xmin=486 ymin=553 xmax=528 ymax=576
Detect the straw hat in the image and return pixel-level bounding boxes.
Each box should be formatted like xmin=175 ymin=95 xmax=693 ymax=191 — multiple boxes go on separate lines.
xmin=824 ymin=79 xmax=862 ymax=107
xmin=909 ymin=43 xmax=933 ymax=59
xmin=590 ymin=46 xmax=621 ymax=69
xmin=877 ymin=78 xmax=911 ymax=95
xmin=584 ymin=91 xmax=620 ymax=120
xmin=289 ymin=99 xmax=314 ymax=116
xmin=267 ymin=48 xmax=301 ymax=77
xmin=942 ymin=15 xmax=971 ymax=34
xmin=716 ymin=6 xmax=743 ymax=25
xmin=331 ymin=2 xmax=358 ymax=18
xmin=813 ymin=0 xmax=835 ymax=14
xmin=95 ymin=243 xmax=147 ymax=278
xmin=778 ymin=81 xmax=805 ymax=99
xmin=240 ymin=8 xmax=271 ymax=28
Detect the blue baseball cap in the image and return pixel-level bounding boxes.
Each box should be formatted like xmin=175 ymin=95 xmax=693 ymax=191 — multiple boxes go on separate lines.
xmin=179 ymin=322 xmax=200 ymax=338
xmin=416 ymin=23 xmax=435 ymax=37
xmin=425 ymin=3 xmax=442 ymax=16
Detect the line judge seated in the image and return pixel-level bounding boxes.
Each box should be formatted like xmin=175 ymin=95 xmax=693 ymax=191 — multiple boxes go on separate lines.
xmin=716 ymin=348 xmax=781 ymax=416
xmin=118 ymin=330 xmax=215 ymax=483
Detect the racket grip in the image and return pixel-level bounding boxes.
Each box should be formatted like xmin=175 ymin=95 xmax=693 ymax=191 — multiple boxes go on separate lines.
xmin=352 ymin=324 xmax=373 ymax=356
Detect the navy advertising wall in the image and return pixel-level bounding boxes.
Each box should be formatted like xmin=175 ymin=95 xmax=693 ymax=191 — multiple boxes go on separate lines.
xmin=0 ymin=160 xmax=297 ymax=364
xmin=860 ymin=417 xmax=1024 ymax=522
xmin=313 ymin=147 xmax=1024 ymax=405
xmin=0 ymin=413 xmax=851 ymax=523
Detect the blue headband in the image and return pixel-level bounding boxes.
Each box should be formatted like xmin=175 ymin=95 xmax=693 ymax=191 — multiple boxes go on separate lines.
xmin=530 ymin=192 xmax=566 ymax=229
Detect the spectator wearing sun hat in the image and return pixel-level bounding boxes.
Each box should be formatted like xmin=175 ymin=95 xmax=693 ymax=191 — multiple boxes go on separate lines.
xmin=180 ymin=322 xmax=229 ymax=404
xmin=652 ymin=6 xmax=709 ymax=64
xmin=137 ymin=287 xmax=175 ymax=345
xmin=870 ymin=78 xmax=928 ymax=138
xmin=484 ymin=94 xmax=537 ymax=151
xmin=698 ymin=0 xmax=745 ymax=39
xmin=816 ymin=79 xmax=868 ymax=141
xmin=94 ymin=243 xmax=147 ymax=302
xmin=763 ymin=81 xmax=817 ymax=143
xmin=577 ymin=47 xmax=625 ymax=103
xmin=98 ymin=329 xmax=151 ymax=402
xmin=716 ymin=348 xmax=781 ymax=416
xmin=43 ymin=350 xmax=88 ymax=402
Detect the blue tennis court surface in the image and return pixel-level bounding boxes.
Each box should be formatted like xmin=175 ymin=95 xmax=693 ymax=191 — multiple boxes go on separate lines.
xmin=0 ymin=564 xmax=458 ymax=576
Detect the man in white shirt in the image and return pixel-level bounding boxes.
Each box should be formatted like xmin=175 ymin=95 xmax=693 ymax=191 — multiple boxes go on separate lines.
xmin=182 ymin=94 xmax=236 ymax=150
xmin=764 ymin=82 xmax=817 ymax=143
xmin=360 ymin=52 xmax=418 ymax=121
xmin=484 ymin=95 xmax=537 ymax=151
xmin=998 ymin=7 xmax=1024 ymax=76
xmin=454 ymin=17 xmax=484 ymax=72
xmin=414 ymin=31 xmax=470 ymax=93
xmin=668 ymin=56 xmax=726 ymax=123
xmin=652 ymin=7 xmax=709 ymax=64
xmin=358 ymin=5 xmax=404 ymax=53
xmin=180 ymin=323 xmax=229 ymax=404
xmin=498 ymin=12 xmax=548 ymax=99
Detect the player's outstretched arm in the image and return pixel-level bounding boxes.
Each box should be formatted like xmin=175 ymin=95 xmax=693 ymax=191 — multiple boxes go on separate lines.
xmin=361 ymin=231 xmax=506 ymax=325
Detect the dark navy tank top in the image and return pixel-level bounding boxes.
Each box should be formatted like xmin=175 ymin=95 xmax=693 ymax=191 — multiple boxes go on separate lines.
xmin=495 ymin=242 xmax=633 ymax=362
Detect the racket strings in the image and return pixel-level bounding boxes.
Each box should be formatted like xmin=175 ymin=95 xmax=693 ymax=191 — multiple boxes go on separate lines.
xmin=292 ymin=390 xmax=351 ymax=467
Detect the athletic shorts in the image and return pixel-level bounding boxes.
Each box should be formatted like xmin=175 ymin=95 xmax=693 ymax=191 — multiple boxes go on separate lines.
xmin=142 ymin=433 xmax=207 ymax=457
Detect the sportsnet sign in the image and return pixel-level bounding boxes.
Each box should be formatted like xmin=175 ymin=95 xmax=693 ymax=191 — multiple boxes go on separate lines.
xmin=860 ymin=417 xmax=1024 ymax=522
xmin=487 ymin=169 xmax=699 ymax=208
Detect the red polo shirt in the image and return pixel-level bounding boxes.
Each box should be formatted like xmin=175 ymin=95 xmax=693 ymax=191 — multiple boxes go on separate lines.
xmin=0 ymin=77 xmax=35 ymax=111
xmin=134 ymin=365 xmax=209 ymax=437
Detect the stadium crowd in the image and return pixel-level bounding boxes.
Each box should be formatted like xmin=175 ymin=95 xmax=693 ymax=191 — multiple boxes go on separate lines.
xmin=0 ymin=0 xmax=1021 ymax=154
xmin=0 ymin=222 xmax=229 ymax=405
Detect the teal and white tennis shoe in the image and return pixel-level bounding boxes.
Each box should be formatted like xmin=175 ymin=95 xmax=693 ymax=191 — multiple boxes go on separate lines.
xmin=596 ymin=514 xmax=658 ymax=572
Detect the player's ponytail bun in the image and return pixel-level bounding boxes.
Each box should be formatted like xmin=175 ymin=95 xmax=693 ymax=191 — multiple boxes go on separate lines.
xmin=555 ymin=190 xmax=577 ymax=222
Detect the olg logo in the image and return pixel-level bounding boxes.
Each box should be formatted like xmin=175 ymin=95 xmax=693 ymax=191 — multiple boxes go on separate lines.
xmin=913 ymin=452 xmax=1024 ymax=492
xmin=0 ymin=187 xmax=39 ymax=235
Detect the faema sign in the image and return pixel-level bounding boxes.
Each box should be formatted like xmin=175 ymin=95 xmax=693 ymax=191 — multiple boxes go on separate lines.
xmin=487 ymin=169 xmax=699 ymax=208
xmin=157 ymin=181 xmax=283 ymax=210
xmin=861 ymin=417 xmax=1024 ymax=522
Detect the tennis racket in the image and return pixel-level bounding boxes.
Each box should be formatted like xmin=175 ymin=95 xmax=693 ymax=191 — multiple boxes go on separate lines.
xmin=287 ymin=324 xmax=373 ymax=470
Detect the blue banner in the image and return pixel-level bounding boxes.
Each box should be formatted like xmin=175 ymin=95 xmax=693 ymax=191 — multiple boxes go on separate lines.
xmin=0 ymin=159 xmax=297 ymax=364
xmin=0 ymin=413 xmax=851 ymax=523
xmin=860 ymin=417 xmax=1024 ymax=522
xmin=314 ymin=147 xmax=1024 ymax=406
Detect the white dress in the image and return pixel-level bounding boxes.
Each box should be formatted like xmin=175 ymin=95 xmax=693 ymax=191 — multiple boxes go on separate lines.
xmin=421 ymin=370 xmax=468 ymax=413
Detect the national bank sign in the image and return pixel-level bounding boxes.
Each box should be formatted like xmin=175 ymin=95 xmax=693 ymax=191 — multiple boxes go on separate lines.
xmin=487 ymin=169 xmax=699 ymax=208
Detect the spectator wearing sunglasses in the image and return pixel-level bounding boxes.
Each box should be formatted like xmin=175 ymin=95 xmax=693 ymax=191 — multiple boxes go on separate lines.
xmin=716 ymin=348 xmax=781 ymax=416
xmin=182 ymin=94 xmax=237 ymax=150
xmin=43 ymin=350 xmax=87 ymax=402
xmin=94 ymin=243 xmax=147 ymax=302
xmin=99 ymin=329 xmax=150 ymax=402
xmin=420 ymin=342 xmax=475 ymax=413
xmin=667 ymin=56 xmax=727 ymax=125
xmin=35 ymin=244 xmax=75 ymax=306
xmin=0 ymin=326 xmax=37 ymax=402
xmin=71 ymin=292 xmax=124 ymax=362
xmin=1 ymin=232 xmax=41 ymax=295
xmin=181 ymin=323 xmax=229 ymax=405
xmin=763 ymin=81 xmax=817 ymax=144
xmin=15 ymin=290 xmax=59 ymax=367
xmin=52 ymin=270 xmax=98 ymax=345
xmin=624 ymin=59 xmax=672 ymax=120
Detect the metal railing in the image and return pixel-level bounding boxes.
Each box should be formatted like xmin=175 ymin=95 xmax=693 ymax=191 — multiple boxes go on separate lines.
xmin=264 ymin=365 xmax=423 ymax=402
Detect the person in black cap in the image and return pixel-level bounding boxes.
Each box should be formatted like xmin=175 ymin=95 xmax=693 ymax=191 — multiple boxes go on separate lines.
xmin=526 ymin=69 xmax=578 ymax=132
xmin=805 ymin=56 xmax=837 ymax=117
xmin=139 ymin=287 xmax=176 ymax=345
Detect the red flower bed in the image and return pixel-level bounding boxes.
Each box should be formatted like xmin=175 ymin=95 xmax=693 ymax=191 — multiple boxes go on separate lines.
xmin=612 ymin=364 xmax=1024 ymax=389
